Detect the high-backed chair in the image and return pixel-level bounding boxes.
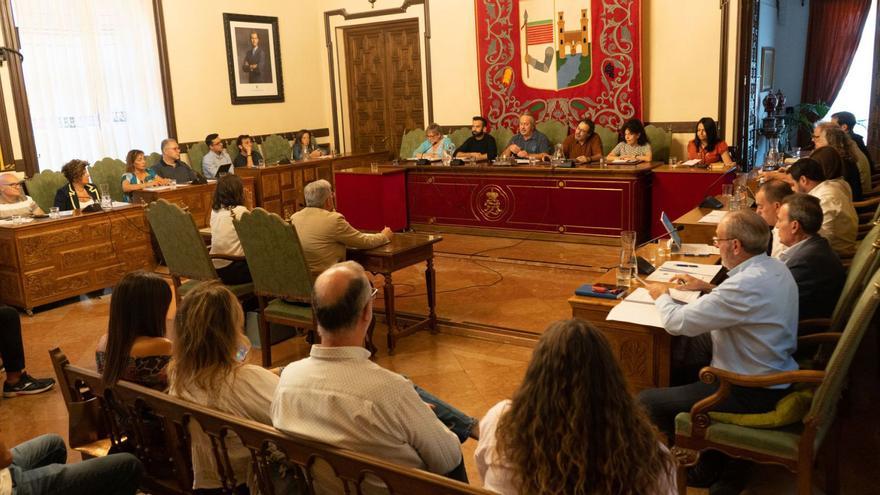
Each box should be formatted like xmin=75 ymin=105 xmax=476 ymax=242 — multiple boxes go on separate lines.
xmin=644 ymin=124 xmax=671 ymax=162
xmin=673 ymin=267 xmax=880 ymax=495
xmin=88 ymin=157 xmax=126 ymax=202
xmin=186 ymin=142 xmax=208 ymax=176
xmin=594 ymin=124 xmax=618 ymax=156
xmin=261 ymin=134 xmax=292 ymax=164
xmin=399 ymin=128 xmax=425 ymax=159
xmin=448 ymin=127 xmax=471 ymax=149
xmin=145 ymin=199 xmax=253 ymax=299
xmin=224 ymin=138 xmax=241 ymax=164
xmin=489 ymin=127 xmax=514 ymax=153
xmin=146 ymin=152 xmax=161 ymax=168
xmin=536 ymin=120 xmax=569 ymax=149
xmin=233 ymin=208 xmax=315 ymax=366
xmin=25 ymin=170 xmax=69 ymax=211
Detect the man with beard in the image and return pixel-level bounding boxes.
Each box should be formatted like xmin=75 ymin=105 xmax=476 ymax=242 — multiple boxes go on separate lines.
xmin=453 ymin=116 xmax=497 ymax=161
xmin=562 ymin=118 xmax=604 ymax=164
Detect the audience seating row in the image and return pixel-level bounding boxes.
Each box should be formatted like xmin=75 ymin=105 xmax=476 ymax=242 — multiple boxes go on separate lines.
xmin=50 ymin=348 xmax=490 ymax=495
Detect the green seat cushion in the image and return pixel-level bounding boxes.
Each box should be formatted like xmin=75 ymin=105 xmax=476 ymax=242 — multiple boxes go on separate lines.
xmin=709 ymin=388 xmax=814 ymax=428
xmin=264 ymin=298 xmax=313 ymax=324
xmin=178 ymin=279 xmax=253 ymax=298
xmin=675 ymin=413 xmax=803 ymax=460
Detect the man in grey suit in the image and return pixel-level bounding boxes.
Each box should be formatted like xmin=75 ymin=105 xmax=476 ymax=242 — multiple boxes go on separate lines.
xmin=776 ymin=193 xmax=845 ymax=321
xmin=242 ymin=31 xmax=269 ymax=83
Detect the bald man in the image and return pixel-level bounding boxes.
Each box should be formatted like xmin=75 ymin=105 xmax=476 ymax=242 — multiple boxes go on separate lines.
xmin=501 ymin=114 xmax=552 ymax=159
xmin=0 ymin=173 xmax=43 ymax=219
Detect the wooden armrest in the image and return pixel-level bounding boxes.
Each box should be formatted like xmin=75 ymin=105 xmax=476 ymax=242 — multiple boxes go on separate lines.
xmin=798 ymin=317 xmax=832 ymax=334
xmin=798 ymin=332 xmax=842 ymax=346
xmin=854 ymin=196 xmax=880 ymax=209
xmin=209 ymin=254 xmax=245 ymax=262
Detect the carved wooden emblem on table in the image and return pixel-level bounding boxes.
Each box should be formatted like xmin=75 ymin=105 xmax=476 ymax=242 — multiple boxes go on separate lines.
xmin=475 ymin=185 xmax=511 ymax=222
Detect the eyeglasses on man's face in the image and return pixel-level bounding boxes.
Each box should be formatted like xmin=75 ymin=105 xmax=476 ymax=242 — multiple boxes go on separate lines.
xmin=712 ymin=236 xmax=734 ymax=246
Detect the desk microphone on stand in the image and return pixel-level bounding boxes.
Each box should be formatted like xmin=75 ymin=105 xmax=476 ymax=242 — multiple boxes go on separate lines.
xmin=698 ymin=165 xmax=738 ymax=209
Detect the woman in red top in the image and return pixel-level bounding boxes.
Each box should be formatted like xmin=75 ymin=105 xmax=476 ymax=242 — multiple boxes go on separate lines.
xmin=687 ymin=118 xmax=734 ymax=165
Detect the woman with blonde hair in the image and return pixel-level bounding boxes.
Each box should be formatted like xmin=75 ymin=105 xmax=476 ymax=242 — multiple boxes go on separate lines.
xmin=168 ymin=281 xmax=284 ymax=494
xmin=475 ymin=319 xmax=675 ymax=495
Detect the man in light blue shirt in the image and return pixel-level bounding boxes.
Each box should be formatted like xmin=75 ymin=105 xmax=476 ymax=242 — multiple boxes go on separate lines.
xmin=639 ymin=209 xmax=798 ymax=490
xmin=201 ymin=133 xmax=233 ymax=179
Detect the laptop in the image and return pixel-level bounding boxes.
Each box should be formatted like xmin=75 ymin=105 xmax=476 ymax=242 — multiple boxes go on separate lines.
xmin=660 ymin=211 xmax=682 ymax=250
xmin=216 ymin=163 xmax=232 ymax=176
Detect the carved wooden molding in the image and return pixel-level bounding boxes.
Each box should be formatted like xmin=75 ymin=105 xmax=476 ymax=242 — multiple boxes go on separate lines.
xmin=0 ymin=0 xmax=37 ymax=175
xmin=152 ymin=0 xmax=177 ymax=138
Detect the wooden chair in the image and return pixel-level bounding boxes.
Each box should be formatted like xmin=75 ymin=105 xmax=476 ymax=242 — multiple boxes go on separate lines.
xmin=144 ymin=199 xmax=253 ymax=300
xmin=146 ymin=152 xmax=162 ymax=168
xmin=399 ymin=128 xmax=425 ymax=159
xmin=645 ymin=124 xmax=671 ymax=162
xmin=24 ymin=169 xmax=68 ymax=211
xmin=448 ymin=127 xmax=472 ymax=149
xmin=88 ymin=157 xmax=127 ymax=202
xmin=233 ymin=208 xmax=315 ymax=366
xmin=261 ymin=134 xmax=292 ymax=164
xmin=594 ymin=124 xmax=619 ymax=156
xmin=673 ymin=268 xmax=880 ymax=495
xmin=185 ymin=142 xmax=208 ymax=176
xmin=535 ymin=120 xmax=569 ymax=148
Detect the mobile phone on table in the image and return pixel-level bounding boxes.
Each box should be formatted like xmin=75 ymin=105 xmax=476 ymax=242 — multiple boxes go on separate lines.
xmin=591 ymin=283 xmax=627 ymax=295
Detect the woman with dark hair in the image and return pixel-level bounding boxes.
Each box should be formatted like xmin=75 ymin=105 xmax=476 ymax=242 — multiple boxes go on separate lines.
xmin=687 ymin=117 xmax=734 ymax=165
xmin=210 ymin=174 xmax=251 ymax=284
xmin=292 ymin=129 xmax=324 ymax=161
xmin=121 ymin=149 xmax=169 ymax=202
xmin=96 ymin=271 xmax=173 ymax=389
xmin=816 ymin=123 xmax=863 ymax=201
xmin=53 ymin=159 xmax=99 ymax=211
xmin=606 ymin=119 xmax=652 ymax=162
xmin=476 ymin=319 xmax=675 ymax=495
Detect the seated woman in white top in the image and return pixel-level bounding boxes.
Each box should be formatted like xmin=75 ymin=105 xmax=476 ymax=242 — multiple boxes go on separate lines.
xmin=475 ymin=319 xmax=676 ymax=495
xmin=607 ymin=118 xmax=653 ymax=163
xmin=210 ymin=174 xmax=251 ymax=285
xmin=0 ymin=172 xmax=43 ymax=218
xmin=168 ymin=281 xmax=291 ymax=494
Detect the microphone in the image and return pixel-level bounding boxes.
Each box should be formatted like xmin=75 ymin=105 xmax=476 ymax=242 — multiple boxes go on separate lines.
xmin=698 ymin=164 xmax=738 ymax=209
xmin=637 ymin=225 xmax=684 ymax=248
xmin=633 ymin=225 xmax=684 ymax=275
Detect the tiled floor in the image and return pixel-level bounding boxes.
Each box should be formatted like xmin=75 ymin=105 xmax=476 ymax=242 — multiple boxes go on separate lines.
xmin=2 ymin=232 xmax=878 ymax=494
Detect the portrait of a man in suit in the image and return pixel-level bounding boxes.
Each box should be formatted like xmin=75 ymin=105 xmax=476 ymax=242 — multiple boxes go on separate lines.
xmin=241 ymin=30 xmax=270 ymax=84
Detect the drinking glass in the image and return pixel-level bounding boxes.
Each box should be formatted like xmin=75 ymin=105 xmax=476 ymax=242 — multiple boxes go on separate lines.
xmin=10 ymin=215 xmax=23 ymax=225
xmin=370 ymin=162 xmax=379 ymax=173
xmin=49 ymin=207 xmax=60 ymax=219
xmin=599 ymin=156 xmax=607 ymax=168
xmin=618 ymin=230 xmax=637 ymax=287
xmin=100 ymin=184 xmax=112 ymax=208
xmin=170 ymin=179 xmax=177 ymax=190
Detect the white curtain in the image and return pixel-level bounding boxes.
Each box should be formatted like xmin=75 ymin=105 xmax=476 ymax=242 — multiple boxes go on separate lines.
xmin=12 ymin=0 xmax=168 ymax=171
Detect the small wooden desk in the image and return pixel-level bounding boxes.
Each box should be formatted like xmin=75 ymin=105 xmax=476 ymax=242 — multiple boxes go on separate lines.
xmin=347 ymin=233 xmax=442 ymax=354
xmin=335 ymin=166 xmax=408 ymax=231
xmin=568 ymin=244 xmax=721 ymax=390
xmin=131 ymin=179 xmax=255 ymax=228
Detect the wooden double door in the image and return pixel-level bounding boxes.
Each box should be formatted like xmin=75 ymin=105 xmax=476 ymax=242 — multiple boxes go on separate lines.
xmin=344 ymin=19 xmax=424 ymax=156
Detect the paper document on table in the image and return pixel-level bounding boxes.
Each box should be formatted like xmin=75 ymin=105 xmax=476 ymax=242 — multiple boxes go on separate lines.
xmin=698 ymin=210 xmax=727 ymax=224
xmin=682 ymin=159 xmax=701 ymax=166
xmin=645 ymin=261 xmax=722 ymax=283
xmin=669 ymin=288 xmax=700 ymax=304
xmin=610 ymin=159 xmax=640 ymax=165
xmin=677 ymin=243 xmax=720 ymax=256
xmin=515 ymin=159 xmax=531 ymax=164
xmin=606 ymin=288 xmax=664 ymax=328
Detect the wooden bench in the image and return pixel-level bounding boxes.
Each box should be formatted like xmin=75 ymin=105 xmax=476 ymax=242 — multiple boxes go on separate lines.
xmin=50 ymin=348 xmax=490 ymax=495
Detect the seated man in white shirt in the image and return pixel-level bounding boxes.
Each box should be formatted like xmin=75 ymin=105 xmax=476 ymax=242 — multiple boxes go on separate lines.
xmin=755 ymin=179 xmax=793 ymax=257
xmin=200 ymin=133 xmax=233 ymax=179
xmin=788 ymin=158 xmax=858 ymax=256
xmin=0 ymin=172 xmax=44 ymax=219
xmin=271 ymin=261 xmax=469 ymax=486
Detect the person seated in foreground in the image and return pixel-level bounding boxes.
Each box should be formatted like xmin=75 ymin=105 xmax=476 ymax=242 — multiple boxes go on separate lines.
xmin=831 ymin=110 xmax=875 ymax=172
xmin=290 ymin=179 xmax=392 ymax=276
xmin=561 ymin=118 xmax=603 ymax=164
xmin=640 ymin=210 xmax=798 ymax=493
xmin=606 ymin=118 xmax=652 ymax=163
xmin=412 ymin=123 xmax=456 ymax=159
xmin=151 ymin=138 xmax=199 ymax=184
xmin=1 ymin=305 xmax=55 ymax=397
xmin=755 ymin=179 xmax=793 ymax=257
xmin=209 ymin=175 xmax=252 ymax=285
xmin=788 ymin=158 xmax=857 ymax=257
xmin=476 ymin=318 xmax=676 ymax=495
xmin=776 ymin=193 xmax=845 ymax=321
xmin=201 ymin=133 xmax=233 ymax=179
xmin=687 ymin=117 xmax=733 ymax=166
xmin=0 ymin=172 xmax=43 ymax=219
xmin=53 ymin=159 xmax=100 ymax=211
xmin=169 ymin=281 xmax=290 ymax=494
xmin=293 ymin=129 xmax=325 ymax=161
xmin=1 ymin=433 xmax=142 ymax=494
xmin=272 ymin=261 xmax=471 ymax=484
xmin=453 ymin=116 xmax=497 ymax=161
xmin=232 ymin=134 xmax=263 ymax=168
xmin=500 ymin=114 xmax=551 ymax=160
xmin=121 ymin=149 xmax=169 ymax=202
xmin=96 ymin=271 xmax=173 ymax=390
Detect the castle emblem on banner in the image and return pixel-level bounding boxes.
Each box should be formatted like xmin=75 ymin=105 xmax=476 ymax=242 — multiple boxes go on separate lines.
xmin=520 ymin=0 xmax=592 ymax=91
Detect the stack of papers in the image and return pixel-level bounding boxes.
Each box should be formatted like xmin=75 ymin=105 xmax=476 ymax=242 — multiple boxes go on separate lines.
xmin=645 ymin=261 xmax=722 ymax=283
xmin=606 ymin=286 xmax=702 ymax=328
xmin=682 ymin=159 xmax=701 ymax=166
xmin=698 ymin=210 xmax=727 ymax=224
xmin=677 ymin=243 xmax=720 ymax=256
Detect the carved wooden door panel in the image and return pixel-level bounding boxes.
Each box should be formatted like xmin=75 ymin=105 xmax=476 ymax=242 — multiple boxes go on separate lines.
xmin=344 ymin=20 xmax=424 ymax=155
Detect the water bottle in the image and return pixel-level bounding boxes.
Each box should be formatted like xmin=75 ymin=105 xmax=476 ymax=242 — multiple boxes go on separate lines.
xmin=441 ymin=147 xmax=452 ymax=166
xmin=552 ymin=144 xmax=564 ymax=165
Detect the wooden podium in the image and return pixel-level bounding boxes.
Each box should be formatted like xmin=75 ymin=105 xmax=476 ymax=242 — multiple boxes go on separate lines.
xmin=335 ymin=166 xmax=408 ymax=231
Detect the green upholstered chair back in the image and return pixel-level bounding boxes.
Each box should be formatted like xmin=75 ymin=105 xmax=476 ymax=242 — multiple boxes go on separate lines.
xmin=644 ymin=124 xmax=670 ymax=162
xmin=145 ymin=199 xmax=218 ymax=281
xmin=25 ymin=170 xmax=68 ymax=211
xmin=233 ymin=208 xmax=313 ymax=302
xmin=448 ymin=127 xmax=472 ymax=149
xmin=187 ymin=142 xmax=208 ymax=175
xmin=225 ymin=139 xmax=241 ymax=163
xmin=399 ymin=129 xmax=425 ymax=159
xmin=536 ymin=120 xmax=569 ymax=148
xmin=261 ymin=134 xmax=292 ymax=164
xmin=146 ymin=152 xmax=161 ymax=168
xmin=489 ymin=127 xmax=514 ymax=152
xmin=88 ymin=158 xmax=126 ymax=202
xmin=594 ymin=125 xmax=618 ymax=156
xmin=808 ymin=268 xmax=880 ymax=447
xmin=831 ymin=222 xmax=880 ymax=327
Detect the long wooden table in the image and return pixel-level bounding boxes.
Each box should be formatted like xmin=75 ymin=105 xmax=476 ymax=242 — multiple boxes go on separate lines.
xmin=348 ymin=233 xmax=442 ymax=354
xmin=673 ymin=203 xmax=725 ymax=245
xmin=0 ymin=205 xmax=156 ymax=313
xmin=650 ymin=164 xmax=734 ymax=238
xmin=130 ymin=178 xmax=255 ymax=228
xmin=568 ymin=243 xmax=721 ymax=390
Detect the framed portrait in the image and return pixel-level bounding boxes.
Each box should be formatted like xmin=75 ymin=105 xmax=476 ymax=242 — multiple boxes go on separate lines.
xmin=223 ymin=13 xmax=284 ymax=104
xmin=760 ymin=47 xmax=775 ymax=91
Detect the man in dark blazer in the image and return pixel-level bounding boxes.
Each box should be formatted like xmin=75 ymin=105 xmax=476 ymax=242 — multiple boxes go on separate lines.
xmin=242 ymin=31 xmax=269 ymax=83
xmin=776 ymin=193 xmax=845 ymax=322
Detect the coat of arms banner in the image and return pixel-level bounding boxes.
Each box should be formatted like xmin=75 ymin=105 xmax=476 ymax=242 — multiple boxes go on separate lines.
xmin=475 ymin=0 xmax=642 ymax=132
